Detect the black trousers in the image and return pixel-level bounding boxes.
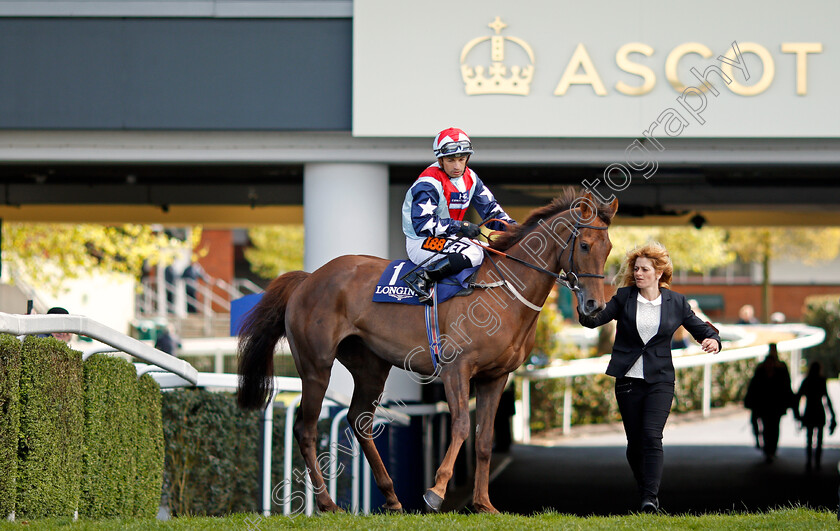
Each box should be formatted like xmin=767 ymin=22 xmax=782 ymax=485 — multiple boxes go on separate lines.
xmin=615 ymin=377 xmax=675 ymax=500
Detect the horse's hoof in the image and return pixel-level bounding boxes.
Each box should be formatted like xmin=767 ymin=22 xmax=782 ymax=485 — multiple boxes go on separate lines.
xmin=383 ymin=503 xmax=404 ymax=513
xmin=423 ymin=490 xmax=444 ymax=512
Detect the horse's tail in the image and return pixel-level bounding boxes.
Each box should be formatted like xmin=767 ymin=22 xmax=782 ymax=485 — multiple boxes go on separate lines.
xmin=237 ymin=270 xmax=310 ymax=410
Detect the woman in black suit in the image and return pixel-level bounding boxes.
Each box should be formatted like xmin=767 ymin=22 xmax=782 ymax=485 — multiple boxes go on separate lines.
xmin=579 ymin=242 xmax=721 ymax=513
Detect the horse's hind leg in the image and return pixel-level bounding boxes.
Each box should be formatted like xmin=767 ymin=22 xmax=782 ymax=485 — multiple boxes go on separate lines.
xmin=339 ymin=339 xmax=403 ymax=512
xmin=472 ymin=374 xmax=508 ymax=514
xmin=292 ymin=351 xmax=342 ymax=513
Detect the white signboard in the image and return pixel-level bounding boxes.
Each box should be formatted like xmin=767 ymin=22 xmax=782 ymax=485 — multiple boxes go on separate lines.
xmin=353 ymin=0 xmax=837 ymax=137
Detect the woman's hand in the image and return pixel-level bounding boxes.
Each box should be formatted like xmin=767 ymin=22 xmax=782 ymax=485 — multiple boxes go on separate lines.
xmin=700 ymin=338 xmax=719 ymax=354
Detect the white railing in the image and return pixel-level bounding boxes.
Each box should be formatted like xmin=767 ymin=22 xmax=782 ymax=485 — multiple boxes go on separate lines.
xmin=0 ymin=311 xmax=198 ymax=384
xmin=136 ymin=276 xmax=263 ymax=337
xmin=515 ymin=323 xmax=826 ymax=443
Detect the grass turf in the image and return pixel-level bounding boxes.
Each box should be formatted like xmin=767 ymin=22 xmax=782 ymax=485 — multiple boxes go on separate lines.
xmin=1 ymin=507 xmax=837 ymax=530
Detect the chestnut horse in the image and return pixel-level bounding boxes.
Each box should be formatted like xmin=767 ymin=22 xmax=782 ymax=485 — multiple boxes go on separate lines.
xmin=238 ymin=191 xmax=617 ymax=513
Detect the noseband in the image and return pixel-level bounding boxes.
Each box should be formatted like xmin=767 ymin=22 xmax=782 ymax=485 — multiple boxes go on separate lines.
xmin=559 ymin=221 xmax=609 ymax=292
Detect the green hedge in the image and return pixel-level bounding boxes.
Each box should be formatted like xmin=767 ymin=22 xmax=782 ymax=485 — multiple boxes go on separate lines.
xmin=803 ymin=295 xmax=840 ymax=378
xmin=0 ymin=335 xmax=22 ymax=518
xmin=81 ymin=355 xmax=140 ymax=517
xmin=161 ymin=389 xmax=342 ymax=516
xmin=16 ymin=336 xmax=84 ymax=519
xmin=135 ymin=374 xmax=164 ymax=518
xmin=162 ymin=388 xmax=262 ymax=516
xmin=0 ymin=335 xmax=165 ymax=520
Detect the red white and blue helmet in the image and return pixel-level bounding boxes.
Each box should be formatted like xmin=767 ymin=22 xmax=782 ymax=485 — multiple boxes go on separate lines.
xmin=433 ymin=127 xmax=474 ymax=158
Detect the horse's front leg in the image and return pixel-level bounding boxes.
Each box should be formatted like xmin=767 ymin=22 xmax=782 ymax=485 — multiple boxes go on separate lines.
xmin=423 ymin=365 xmax=471 ymax=512
xmin=472 ymin=374 xmax=509 ymax=514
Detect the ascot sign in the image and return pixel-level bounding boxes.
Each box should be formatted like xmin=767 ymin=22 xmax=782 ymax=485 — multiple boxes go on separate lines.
xmin=462 ymin=17 xmax=822 ymax=98
xmin=352 ymin=0 xmax=835 ymax=137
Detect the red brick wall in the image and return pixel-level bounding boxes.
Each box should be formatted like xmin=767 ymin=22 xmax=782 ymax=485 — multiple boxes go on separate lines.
xmin=197 ymin=230 xmax=233 ymax=283
xmin=196 ymin=230 xmax=233 ymax=312
xmin=601 ymin=283 xmax=840 ymax=322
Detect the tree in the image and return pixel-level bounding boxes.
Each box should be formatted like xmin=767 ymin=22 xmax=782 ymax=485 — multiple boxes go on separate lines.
xmin=606 ymin=226 xmax=734 ymax=273
xmin=244 ymin=225 xmax=304 ymax=279
xmin=1 ymin=223 xmax=201 ymax=295
xmin=725 ymin=228 xmax=840 ymax=322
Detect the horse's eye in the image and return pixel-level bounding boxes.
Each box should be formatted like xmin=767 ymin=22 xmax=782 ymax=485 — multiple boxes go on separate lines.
xmin=580 ymin=242 xmax=590 ymax=252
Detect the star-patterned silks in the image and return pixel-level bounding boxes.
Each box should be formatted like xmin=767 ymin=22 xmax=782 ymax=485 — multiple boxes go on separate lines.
xmin=418 ymin=198 xmax=437 ymax=217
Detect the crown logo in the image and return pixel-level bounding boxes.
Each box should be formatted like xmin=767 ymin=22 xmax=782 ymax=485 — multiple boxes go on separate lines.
xmin=460 ymin=17 xmax=535 ymax=96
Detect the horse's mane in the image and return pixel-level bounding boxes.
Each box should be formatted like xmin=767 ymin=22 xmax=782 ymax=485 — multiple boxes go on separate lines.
xmin=489 ymin=188 xmax=614 ymax=252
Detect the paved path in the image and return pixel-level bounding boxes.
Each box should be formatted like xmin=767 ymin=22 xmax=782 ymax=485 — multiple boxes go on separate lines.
xmin=489 ymin=404 xmax=840 ymax=516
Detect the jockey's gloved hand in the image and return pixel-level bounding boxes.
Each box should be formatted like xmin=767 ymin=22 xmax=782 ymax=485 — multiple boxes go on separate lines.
xmin=455 ymin=221 xmax=481 ymax=239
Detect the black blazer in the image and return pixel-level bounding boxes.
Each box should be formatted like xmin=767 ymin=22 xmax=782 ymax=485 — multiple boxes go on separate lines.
xmin=579 ymin=286 xmax=722 ymax=384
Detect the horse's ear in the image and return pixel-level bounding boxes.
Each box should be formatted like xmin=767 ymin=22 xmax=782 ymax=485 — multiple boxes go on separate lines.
xmin=606 ymin=197 xmax=619 ymax=219
xmin=579 ymin=191 xmax=618 ymax=222
xmin=579 ymin=191 xmax=595 ymax=220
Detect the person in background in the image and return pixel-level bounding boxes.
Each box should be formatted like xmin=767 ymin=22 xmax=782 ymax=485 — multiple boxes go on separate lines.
xmin=744 ymin=344 xmax=794 ymax=463
xmin=154 ymin=322 xmax=181 ymax=356
xmin=36 ymin=306 xmax=73 ymax=343
xmin=737 ymin=304 xmax=760 ymax=325
xmin=578 ymin=242 xmax=721 ymax=513
xmin=182 ymin=262 xmax=209 ymax=313
xmin=794 ymin=361 xmax=836 ymax=471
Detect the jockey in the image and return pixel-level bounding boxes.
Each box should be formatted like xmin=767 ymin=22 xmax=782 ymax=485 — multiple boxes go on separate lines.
xmin=402 ymin=127 xmax=516 ymax=303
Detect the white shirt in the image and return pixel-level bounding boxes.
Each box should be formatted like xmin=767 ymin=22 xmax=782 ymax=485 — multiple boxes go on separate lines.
xmin=624 ymin=292 xmax=662 ymax=379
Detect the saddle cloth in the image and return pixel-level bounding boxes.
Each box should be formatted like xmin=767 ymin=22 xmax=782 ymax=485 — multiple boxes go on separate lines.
xmin=372 ymin=260 xmax=479 ymax=305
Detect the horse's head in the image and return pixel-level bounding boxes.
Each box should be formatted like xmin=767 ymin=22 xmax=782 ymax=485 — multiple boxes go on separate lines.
xmin=564 ymin=192 xmax=618 ymax=317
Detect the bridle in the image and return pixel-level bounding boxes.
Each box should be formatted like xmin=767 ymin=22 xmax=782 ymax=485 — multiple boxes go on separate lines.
xmin=475 ymin=217 xmax=608 ymax=293
xmin=558 ymin=221 xmax=608 ymax=292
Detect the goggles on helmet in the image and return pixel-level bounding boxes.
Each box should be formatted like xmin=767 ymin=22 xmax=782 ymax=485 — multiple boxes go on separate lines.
xmin=435 ymin=140 xmax=473 ymax=157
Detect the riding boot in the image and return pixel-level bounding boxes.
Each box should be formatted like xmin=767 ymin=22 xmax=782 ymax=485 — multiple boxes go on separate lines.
xmin=405 ymin=254 xmax=472 ymax=305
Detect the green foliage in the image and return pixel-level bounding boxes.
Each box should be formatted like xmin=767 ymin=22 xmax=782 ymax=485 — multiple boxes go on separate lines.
xmin=0 ymin=335 xmax=22 ymax=518
xmin=16 ymin=336 xmax=84 ymax=519
xmin=673 ymin=367 xmax=705 ymax=413
xmin=244 ymin=225 xmax=305 ymax=279
xmin=160 ymin=389 xmax=343 ymax=516
xmin=528 ymin=375 xmax=622 ymax=432
xmin=802 ymin=295 xmax=840 ymax=378
xmin=81 ymin=355 xmax=140 ymax=518
xmin=134 ymin=374 xmax=164 ymax=518
xmin=161 ymin=389 xmax=263 ymax=516
xmin=2 ymin=223 xmax=201 ymax=295
xmin=532 ymin=290 xmax=566 ymax=358
xmin=606 ymin=226 xmax=733 ymax=273
xmin=3 ymin=339 xmax=164 ymax=520
xmin=712 ymin=359 xmax=758 ymax=407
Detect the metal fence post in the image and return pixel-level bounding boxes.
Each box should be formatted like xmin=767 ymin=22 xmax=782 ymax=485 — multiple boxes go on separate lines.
xmin=563 ymin=376 xmax=573 ymax=435
xmin=521 ymin=377 xmax=531 ymax=444
xmin=703 ymin=362 xmax=712 ymax=418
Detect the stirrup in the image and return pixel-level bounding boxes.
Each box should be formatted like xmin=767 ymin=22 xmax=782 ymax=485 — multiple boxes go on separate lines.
xmin=404 ymin=271 xmax=433 ymax=303
xmin=417 ymin=286 xmax=435 ymax=305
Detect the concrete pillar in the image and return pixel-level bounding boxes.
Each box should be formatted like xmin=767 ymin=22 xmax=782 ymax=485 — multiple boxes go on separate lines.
xmin=303 ymin=163 xmax=396 ymax=401
xmin=303 ymin=163 xmax=389 ymax=272
xmin=388 ymin=184 xmax=409 ymax=261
